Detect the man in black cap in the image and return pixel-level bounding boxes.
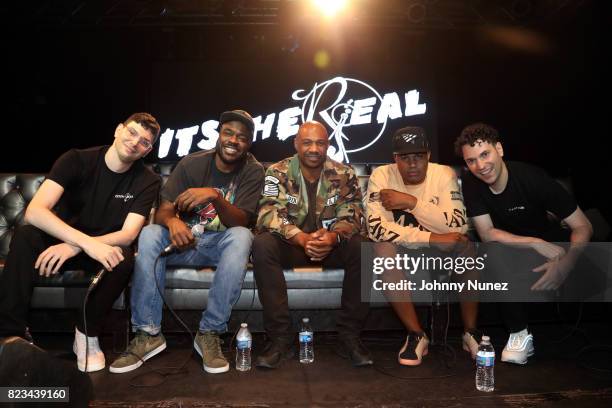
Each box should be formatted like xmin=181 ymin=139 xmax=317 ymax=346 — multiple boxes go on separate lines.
xmin=110 ymin=110 xmax=265 ymax=374
xmin=365 ymin=126 xmax=478 ymax=366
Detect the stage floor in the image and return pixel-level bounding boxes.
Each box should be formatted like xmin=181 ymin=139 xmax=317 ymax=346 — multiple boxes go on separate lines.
xmin=29 ymin=321 xmax=612 ymax=407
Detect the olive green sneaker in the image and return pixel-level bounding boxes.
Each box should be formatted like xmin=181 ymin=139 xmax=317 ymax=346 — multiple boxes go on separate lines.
xmin=194 ymin=331 xmax=230 ymax=374
xmin=109 ymin=331 xmax=166 ymax=374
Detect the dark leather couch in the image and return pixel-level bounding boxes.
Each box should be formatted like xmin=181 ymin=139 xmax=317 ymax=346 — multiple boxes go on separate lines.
xmin=0 ymin=163 xmax=379 ymax=317
xmin=2 ymin=165 xmax=607 ymax=332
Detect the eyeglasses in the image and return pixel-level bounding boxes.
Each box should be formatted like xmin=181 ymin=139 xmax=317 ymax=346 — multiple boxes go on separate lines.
xmin=125 ymin=126 xmax=153 ymax=150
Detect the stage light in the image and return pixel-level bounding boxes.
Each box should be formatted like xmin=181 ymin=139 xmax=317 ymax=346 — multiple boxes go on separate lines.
xmin=311 ymin=0 xmax=349 ymax=18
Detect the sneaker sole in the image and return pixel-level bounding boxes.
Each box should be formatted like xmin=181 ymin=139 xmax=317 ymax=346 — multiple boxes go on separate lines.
xmin=398 ymin=348 xmax=428 ymax=366
xmin=193 ymin=339 xmax=230 ymax=374
xmin=501 ymin=348 xmax=534 ymax=365
xmin=73 ymin=343 xmax=106 ymax=372
xmin=77 ymin=359 xmax=106 ymax=373
xmin=109 ymin=342 xmax=167 ymax=374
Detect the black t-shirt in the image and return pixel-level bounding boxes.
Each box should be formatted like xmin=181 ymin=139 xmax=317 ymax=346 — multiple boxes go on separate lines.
xmin=161 ymin=149 xmax=265 ymax=233
xmin=462 ymin=161 xmax=577 ymax=241
xmin=301 ymin=179 xmax=319 ymax=233
xmin=47 ymin=146 xmax=161 ymax=237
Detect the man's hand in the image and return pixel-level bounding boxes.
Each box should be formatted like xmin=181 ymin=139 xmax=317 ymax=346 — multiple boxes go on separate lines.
xmin=380 ymin=189 xmax=416 ymax=211
xmin=531 ymin=239 xmax=566 ymax=260
xmin=81 ymin=240 xmax=125 ymax=271
xmin=35 ymin=243 xmax=82 ymax=277
xmin=429 ymin=232 xmax=470 ymax=253
xmin=166 ymin=217 xmax=196 ymax=250
xmin=305 ymin=228 xmax=337 ymax=261
xmin=531 ymin=255 xmax=574 ymax=290
xmin=175 ymin=188 xmax=220 ymax=212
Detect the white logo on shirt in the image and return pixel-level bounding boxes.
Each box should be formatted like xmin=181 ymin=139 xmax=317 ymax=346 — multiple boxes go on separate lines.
xmin=114 ymin=193 xmax=134 ymax=202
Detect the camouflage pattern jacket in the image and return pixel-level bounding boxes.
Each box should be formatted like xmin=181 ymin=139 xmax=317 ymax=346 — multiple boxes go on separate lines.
xmin=257 ymin=154 xmax=364 ymax=241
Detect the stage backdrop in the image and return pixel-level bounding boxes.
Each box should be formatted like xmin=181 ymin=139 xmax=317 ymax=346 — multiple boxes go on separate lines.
xmin=151 ymin=61 xmax=437 ymax=165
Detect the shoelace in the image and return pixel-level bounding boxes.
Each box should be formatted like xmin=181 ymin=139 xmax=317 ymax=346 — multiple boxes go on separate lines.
xmin=202 ymin=334 xmax=224 ymax=357
xmin=118 ymin=333 xmax=149 ymax=361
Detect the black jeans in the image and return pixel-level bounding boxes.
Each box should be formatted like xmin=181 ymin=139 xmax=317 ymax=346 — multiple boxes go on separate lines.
xmin=0 ymin=225 xmax=134 ymax=337
xmin=252 ymin=232 xmax=370 ymax=339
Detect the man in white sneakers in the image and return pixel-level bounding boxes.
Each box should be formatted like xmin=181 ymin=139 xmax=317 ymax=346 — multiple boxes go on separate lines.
xmin=366 ymin=126 xmax=479 ymax=366
xmin=0 ymin=113 xmax=161 ymax=372
xmin=455 ymin=123 xmax=592 ymax=364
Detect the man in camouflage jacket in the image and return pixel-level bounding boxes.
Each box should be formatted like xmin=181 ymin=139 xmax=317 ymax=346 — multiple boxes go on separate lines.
xmin=253 ymin=121 xmax=372 ymax=369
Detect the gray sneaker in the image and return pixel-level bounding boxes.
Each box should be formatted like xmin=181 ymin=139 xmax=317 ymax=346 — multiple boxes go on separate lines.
xmin=109 ymin=331 xmax=167 ymax=374
xmin=194 ymin=331 xmax=229 ymax=374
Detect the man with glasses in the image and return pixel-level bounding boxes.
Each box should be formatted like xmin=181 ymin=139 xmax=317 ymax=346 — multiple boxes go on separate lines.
xmin=365 ymin=126 xmax=478 ymax=366
xmin=0 ymin=112 xmax=161 ymax=372
xmin=110 ymin=110 xmax=265 ymax=375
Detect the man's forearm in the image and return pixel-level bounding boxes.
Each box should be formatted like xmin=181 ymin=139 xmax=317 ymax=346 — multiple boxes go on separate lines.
xmin=24 ymin=205 xmax=94 ymax=249
xmin=212 ymin=196 xmax=249 ymax=227
xmin=482 ymin=227 xmax=537 ymax=245
xmin=93 ymin=230 xmax=138 ymax=247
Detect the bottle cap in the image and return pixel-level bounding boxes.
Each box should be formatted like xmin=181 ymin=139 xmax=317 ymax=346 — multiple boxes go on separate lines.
xmin=241 ymin=323 xmax=248 ymax=328
xmin=302 ymin=317 xmax=310 ymax=323
xmin=482 ymin=335 xmax=490 ymax=341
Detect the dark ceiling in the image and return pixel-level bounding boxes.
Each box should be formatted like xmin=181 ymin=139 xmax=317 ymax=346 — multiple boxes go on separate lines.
xmin=4 ymin=0 xmax=590 ymax=31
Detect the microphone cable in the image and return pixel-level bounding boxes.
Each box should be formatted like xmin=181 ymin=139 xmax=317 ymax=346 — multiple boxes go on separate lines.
xmin=129 ymin=251 xmax=193 ymax=387
xmin=82 ymin=267 xmax=107 ymax=374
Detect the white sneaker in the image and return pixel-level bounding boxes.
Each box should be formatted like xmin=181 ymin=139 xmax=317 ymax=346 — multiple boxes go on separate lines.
xmin=462 ymin=330 xmax=480 ymax=359
xmin=73 ymin=327 xmax=105 ymax=372
xmin=501 ymin=328 xmax=534 ymax=365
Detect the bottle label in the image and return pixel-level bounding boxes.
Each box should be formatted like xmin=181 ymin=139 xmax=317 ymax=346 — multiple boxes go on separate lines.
xmin=476 ymin=351 xmax=495 ymax=367
xmin=299 ymin=332 xmax=313 ymax=343
xmin=237 ymin=339 xmax=251 ymax=350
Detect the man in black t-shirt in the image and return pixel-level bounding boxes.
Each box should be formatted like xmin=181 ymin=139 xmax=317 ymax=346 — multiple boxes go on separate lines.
xmin=455 ymin=123 xmax=593 ymax=365
xmin=0 ymin=113 xmax=162 ymax=372
xmin=110 ymin=110 xmax=265 ymax=375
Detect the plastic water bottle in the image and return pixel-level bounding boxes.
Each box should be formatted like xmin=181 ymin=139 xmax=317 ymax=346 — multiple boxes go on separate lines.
xmin=235 ymin=323 xmax=252 ymax=371
xmin=299 ymin=317 xmax=314 ymax=363
xmin=476 ymin=335 xmax=495 ymax=392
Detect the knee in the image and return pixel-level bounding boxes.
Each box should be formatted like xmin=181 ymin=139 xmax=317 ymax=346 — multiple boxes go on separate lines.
xmin=137 ymin=224 xmax=167 ymax=249
xmin=225 ymin=226 xmax=253 ymax=247
xmin=116 ymin=247 xmax=135 ymax=271
xmin=252 ymin=232 xmax=278 ymax=258
xmin=346 ymin=234 xmax=366 ymax=254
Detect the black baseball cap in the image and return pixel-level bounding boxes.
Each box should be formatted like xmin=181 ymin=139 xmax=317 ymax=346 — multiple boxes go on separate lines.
xmin=392 ymin=126 xmax=430 ymax=154
xmin=219 ymin=110 xmax=255 ymax=135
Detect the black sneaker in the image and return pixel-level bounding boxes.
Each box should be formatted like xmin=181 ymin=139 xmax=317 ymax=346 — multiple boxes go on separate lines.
xmin=255 ymin=338 xmax=295 ymax=369
xmin=398 ymin=332 xmax=429 ymax=366
xmin=335 ymin=336 xmax=373 ymax=367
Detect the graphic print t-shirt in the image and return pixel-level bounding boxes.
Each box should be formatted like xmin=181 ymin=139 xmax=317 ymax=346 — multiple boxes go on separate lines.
xmin=181 ymin=163 xmax=237 ymax=236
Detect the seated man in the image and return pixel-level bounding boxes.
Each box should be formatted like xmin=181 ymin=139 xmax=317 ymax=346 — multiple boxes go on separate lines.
xmin=253 ymin=121 xmax=372 ymax=368
xmin=366 ymin=126 xmax=478 ymax=366
xmin=0 ymin=113 xmax=162 ymax=372
xmin=110 ymin=110 xmax=264 ymax=374
xmin=455 ymin=122 xmax=592 ymax=364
